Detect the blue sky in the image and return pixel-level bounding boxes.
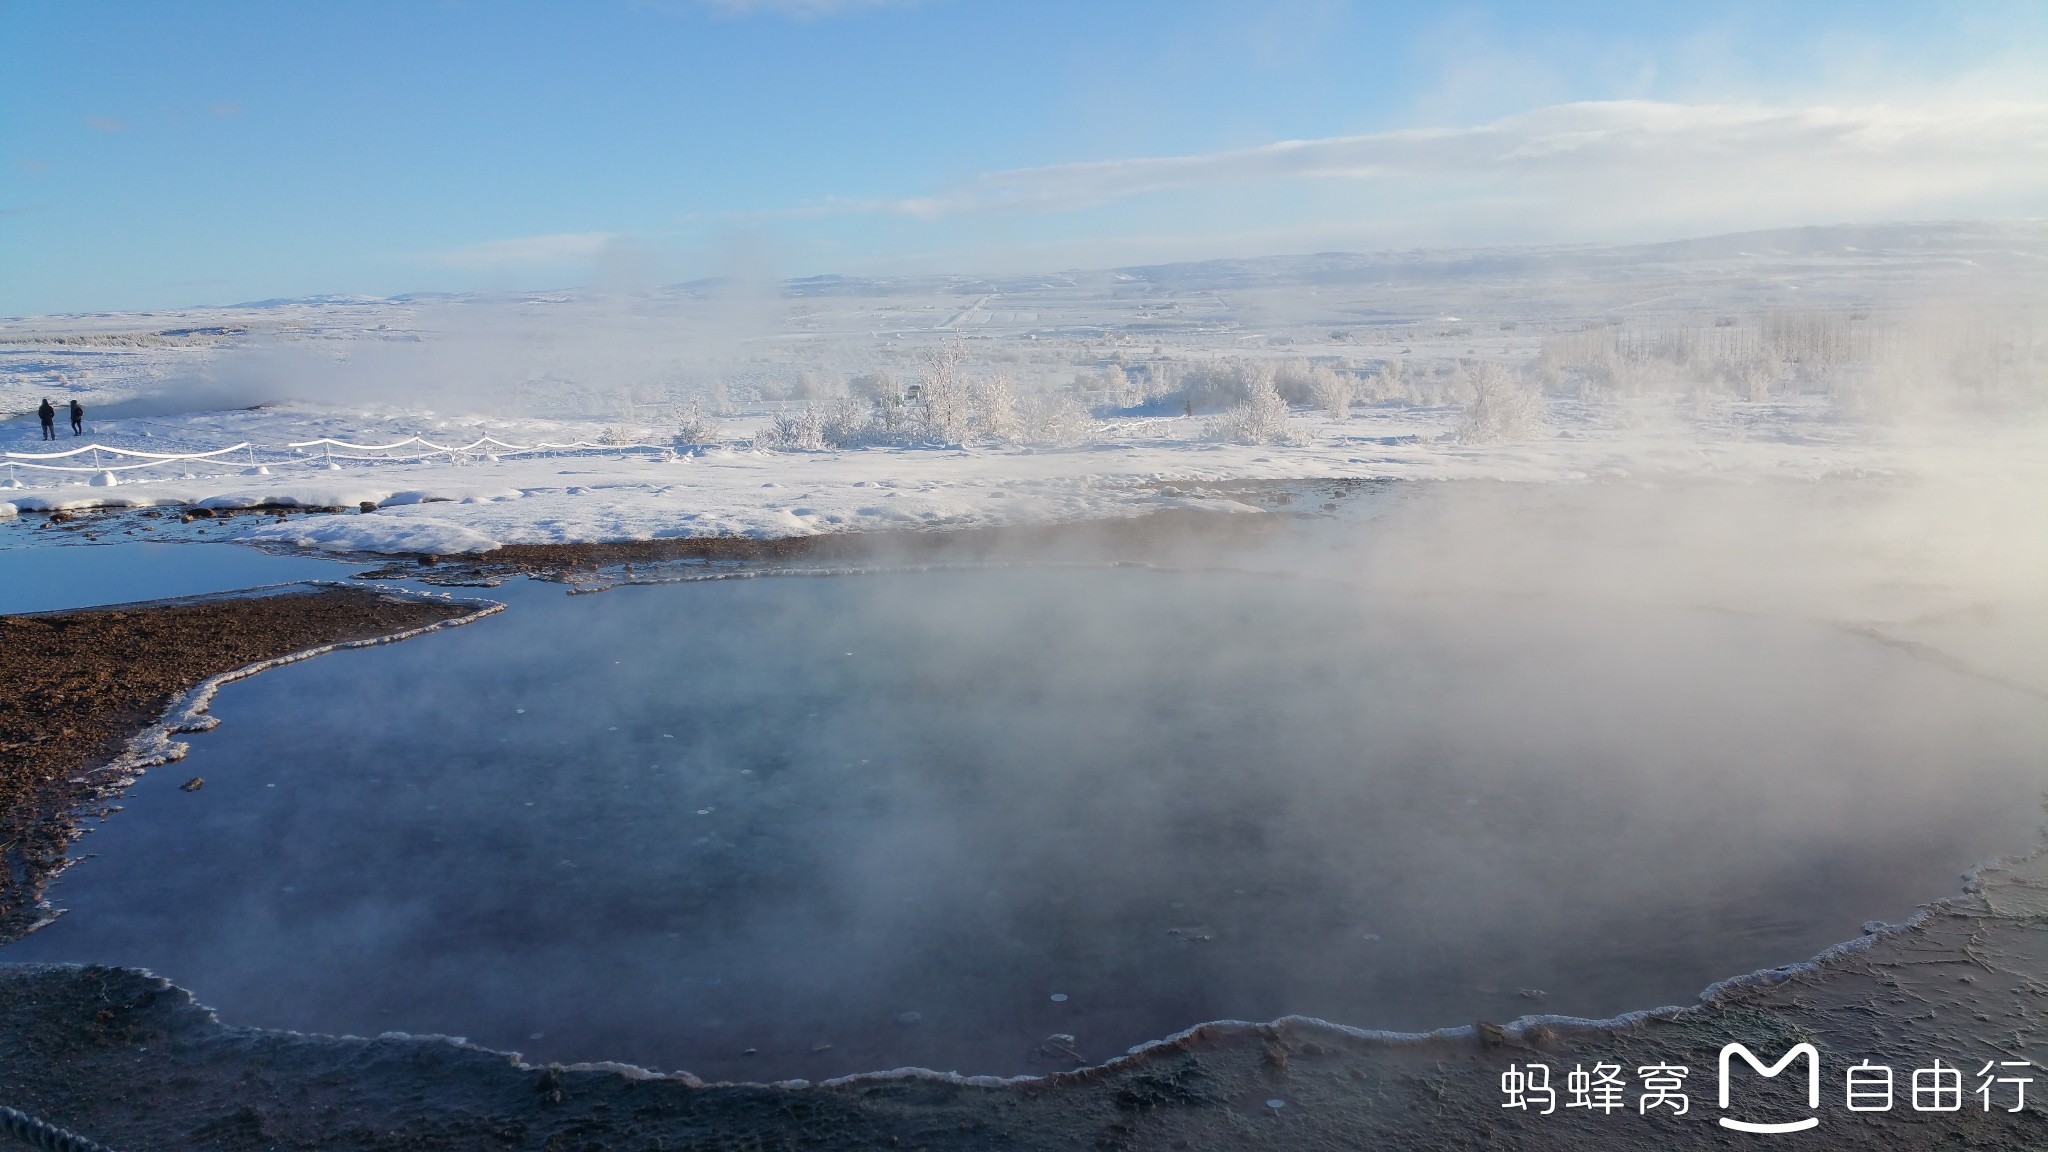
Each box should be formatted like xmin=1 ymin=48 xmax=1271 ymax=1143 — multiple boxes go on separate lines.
xmin=3 ymin=0 xmax=2045 ymax=315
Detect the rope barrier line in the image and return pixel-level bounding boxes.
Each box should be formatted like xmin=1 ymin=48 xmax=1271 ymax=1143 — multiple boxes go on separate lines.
xmin=2 ymin=443 xmax=250 ymax=462
xmin=286 ymin=434 xmax=527 ymax=452
xmin=0 ymin=435 xmax=673 ymax=485
xmin=286 ymin=435 xmax=669 ymax=453
xmin=0 ymin=1106 xmax=117 ymax=1152
xmin=4 ymin=458 xmax=250 ymax=474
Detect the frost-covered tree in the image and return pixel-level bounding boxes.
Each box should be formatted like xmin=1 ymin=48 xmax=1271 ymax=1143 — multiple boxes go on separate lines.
xmin=973 ymin=372 xmax=1019 ymax=441
xmin=1271 ymin=359 xmax=1317 ymax=405
xmin=1737 ymin=351 xmax=1783 ymax=402
xmin=1361 ymin=358 xmax=1410 ymax=403
xmin=1179 ymin=359 xmax=1257 ymax=411
xmin=1141 ymin=361 xmax=1183 ymax=405
xmin=1308 ymin=365 xmax=1354 ymax=420
xmin=672 ymin=399 xmax=719 ymax=447
xmin=1455 ymin=362 xmax=1540 ymax=443
xmin=917 ymin=344 xmax=974 ymax=444
xmin=1205 ymin=368 xmax=1299 ymax=445
xmin=820 ymin=398 xmax=870 ymax=447
xmin=754 ymin=404 xmax=824 ymax=451
xmin=849 ymin=370 xmax=899 ymax=403
xmin=1018 ymin=389 xmax=1094 ymax=446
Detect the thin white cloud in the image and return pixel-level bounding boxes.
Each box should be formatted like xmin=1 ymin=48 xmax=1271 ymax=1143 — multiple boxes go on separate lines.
xmin=433 ymin=232 xmax=617 ymax=270
xmin=879 ymin=99 xmax=2048 ymax=230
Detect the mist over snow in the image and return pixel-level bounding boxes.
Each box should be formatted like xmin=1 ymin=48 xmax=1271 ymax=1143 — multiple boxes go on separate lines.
xmin=2 ymin=223 xmax=2044 ymax=573
xmin=11 ymin=0 xmax=2048 ymax=1121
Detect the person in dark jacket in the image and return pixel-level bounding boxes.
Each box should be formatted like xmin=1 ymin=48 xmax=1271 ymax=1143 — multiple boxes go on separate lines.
xmin=68 ymin=399 xmax=83 ymax=435
xmin=37 ymin=398 xmax=55 ymax=440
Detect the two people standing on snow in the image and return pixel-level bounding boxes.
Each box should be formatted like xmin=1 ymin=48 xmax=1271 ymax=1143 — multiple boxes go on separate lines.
xmin=33 ymin=398 xmax=82 ymax=439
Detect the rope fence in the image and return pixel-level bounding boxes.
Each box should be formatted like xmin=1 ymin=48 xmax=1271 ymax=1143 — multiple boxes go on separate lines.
xmin=2 ymin=434 xmax=675 ymax=488
xmin=0 ymin=443 xmax=252 ymax=474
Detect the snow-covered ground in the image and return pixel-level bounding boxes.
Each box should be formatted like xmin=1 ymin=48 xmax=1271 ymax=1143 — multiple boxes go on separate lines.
xmin=3 ymin=222 xmax=2042 ymax=556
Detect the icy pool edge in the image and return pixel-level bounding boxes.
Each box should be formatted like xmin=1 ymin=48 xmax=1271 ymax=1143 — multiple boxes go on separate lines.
xmin=14 ymin=843 xmax=2015 ymax=1096
xmin=703 ymin=841 xmax=2044 ymax=1090
xmin=101 ymin=581 xmax=506 ymax=783
xmin=15 ymin=582 xmax=506 ymax=934
xmin=6 ymin=572 xmax=2028 ymax=1091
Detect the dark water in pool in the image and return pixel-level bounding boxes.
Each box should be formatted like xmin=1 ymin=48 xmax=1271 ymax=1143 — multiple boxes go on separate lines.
xmin=8 ymin=565 xmax=2046 ymax=1081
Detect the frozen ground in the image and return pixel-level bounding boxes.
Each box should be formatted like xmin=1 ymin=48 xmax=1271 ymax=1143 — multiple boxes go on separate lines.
xmin=2 ymin=221 xmax=2041 ymax=556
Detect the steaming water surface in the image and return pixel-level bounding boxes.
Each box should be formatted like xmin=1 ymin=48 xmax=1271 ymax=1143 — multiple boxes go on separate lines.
xmin=9 ymin=564 xmax=2046 ymax=1080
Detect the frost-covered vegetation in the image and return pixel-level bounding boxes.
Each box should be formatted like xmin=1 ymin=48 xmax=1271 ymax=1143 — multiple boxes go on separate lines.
xmin=1454 ymin=362 xmax=1541 ymax=443
xmin=1534 ymin=310 xmax=2048 ymax=415
xmin=751 ymin=345 xmax=1096 ymax=450
xmin=720 ymin=304 xmax=2045 ymax=456
xmin=7 ymin=224 xmax=2045 ymax=556
xmin=1203 ymin=369 xmax=1301 ymax=445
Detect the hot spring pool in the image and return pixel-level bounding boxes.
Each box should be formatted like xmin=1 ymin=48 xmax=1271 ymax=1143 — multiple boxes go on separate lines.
xmin=8 ymin=564 xmax=2046 ymax=1081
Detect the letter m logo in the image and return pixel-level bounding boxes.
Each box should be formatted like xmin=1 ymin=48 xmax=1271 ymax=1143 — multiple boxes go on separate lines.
xmin=1718 ymin=1042 xmax=1821 ymax=1133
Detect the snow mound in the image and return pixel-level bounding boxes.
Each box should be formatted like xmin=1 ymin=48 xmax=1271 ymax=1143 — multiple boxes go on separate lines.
xmin=5 ymin=492 xmax=184 ymax=512
xmin=197 ymin=485 xmax=392 ymax=511
xmin=380 ymin=486 xmax=526 ymax=506
xmin=240 ymin=515 xmax=501 ymax=556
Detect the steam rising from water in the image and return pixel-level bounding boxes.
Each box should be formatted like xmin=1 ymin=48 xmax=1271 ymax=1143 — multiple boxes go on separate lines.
xmin=8 ymin=480 xmax=2046 ymax=1081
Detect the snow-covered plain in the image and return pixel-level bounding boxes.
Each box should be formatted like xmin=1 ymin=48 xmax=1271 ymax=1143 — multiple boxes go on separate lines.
xmin=3 ymin=222 xmax=2042 ymax=556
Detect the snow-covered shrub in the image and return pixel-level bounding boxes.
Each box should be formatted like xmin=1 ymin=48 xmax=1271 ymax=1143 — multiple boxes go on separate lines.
xmin=1139 ymin=361 xmax=1183 ymax=405
xmin=869 ymin=392 xmax=921 ymax=442
xmin=1018 ymin=389 xmax=1094 ymax=446
xmin=1736 ymin=352 xmax=1783 ymax=403
xmin=754 ymin=405 xmax=824 ymax=451
xmin=973 ymin=373 xmax=1020 ymax=441
xmin=819 ymin=397 xmax=871 ymax=448
xmin=917 ymin=345 xmax=974 ymax=444
xmin=848 ymin=370 xmax=898 ymax=403
xmin=1204 ymin=370 xmax=1300 ymax=445
xmin=672 ymin=400 xmax=719 ymax=447
xmin=1361 ymin=359 xmax=1411 ymax=403
xmin=1097 ymin=363 xmax=1132 ymax=404
xmin=1308 ymin=366 xmax=1354 ymax=420
xmin=1179 ymin=359 xmax=1257 ymax=411
xmin=1455 ymin=362 xmax=1541 ymax=443
xmin=1272 ymin=359 xmax=1319 ymax=406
